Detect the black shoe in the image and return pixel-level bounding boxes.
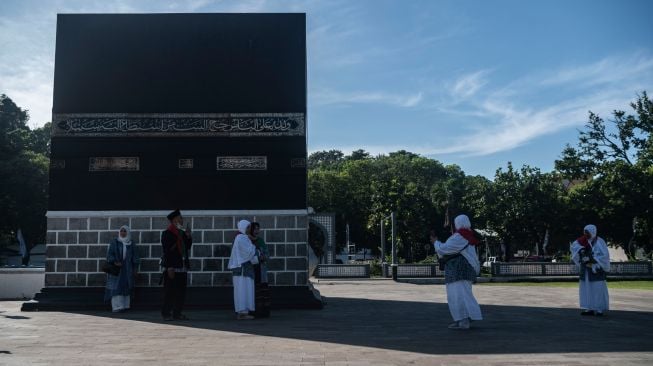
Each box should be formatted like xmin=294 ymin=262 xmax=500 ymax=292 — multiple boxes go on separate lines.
xmin=173 ymin=314 xmax=189 ymax=320
xmin=595 ymin=312 xmax=604 ymax=317
xmin=581 ymin=310 xmax=595 ymax=316
xmin=162 ymin=314 xmax=174 ymax=321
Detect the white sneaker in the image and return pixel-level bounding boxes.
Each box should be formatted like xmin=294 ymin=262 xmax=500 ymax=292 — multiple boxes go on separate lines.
xmin=448 ymin=321 xmax=461 ymax=329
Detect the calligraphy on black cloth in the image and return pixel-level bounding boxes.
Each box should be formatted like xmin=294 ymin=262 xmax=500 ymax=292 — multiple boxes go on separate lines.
xmin=216 ymin=156 xmax=267 ymax=171
xmin=53 ymin=113 xmax=305 ymax=137
xmin=89 ymin=157 xmax=139 ymax=171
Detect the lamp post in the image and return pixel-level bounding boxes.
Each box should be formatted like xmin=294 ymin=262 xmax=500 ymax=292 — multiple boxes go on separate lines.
xmin=380 ymin=211 xmax=398 ymax=280
xmin=391 ymin=211 xmax=398 ymax=281
xmin=380 ymin=219 xmax=385 ymax=264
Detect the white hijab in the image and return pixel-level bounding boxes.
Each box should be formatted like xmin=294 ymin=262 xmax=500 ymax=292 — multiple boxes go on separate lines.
xmin=237 ymin=220 xmax=249 ymax=235
xmin=228 ymin=220 xmax=257 ymax=270
xmin=455 ymin=214 xmax=472 ymax=230
xmin=117 ymin=225 xmax=132 ymax=245
xmin=117 ymin=225 xmax=131 ymax=260
xmin=584 ymin=224 xmax=597 ymax=239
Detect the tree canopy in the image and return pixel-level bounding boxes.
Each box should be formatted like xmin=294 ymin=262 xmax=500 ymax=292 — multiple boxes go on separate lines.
xmin=0 ymin=94 xmax=49 ymax=252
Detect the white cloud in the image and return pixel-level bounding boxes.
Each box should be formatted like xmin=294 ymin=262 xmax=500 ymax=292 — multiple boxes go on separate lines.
xmin=225 ymin=0 xmax=270 ymax=13
xmin=426 ymin=54 xmax=653 ymax=156
xmin=0 ymin=8 xmax=56 ymax=126
xmin=312 ymin=88 xmax=423 ymax=108
xmin=0 ymin=56 xmax=55 ymax=127
xmin=450 ymin=70 xmax=489 ymax=100
xmin=311 ymin=53 xmax=652 ymax=158
xmin=541 ymin=52 xmax=653 ymax=88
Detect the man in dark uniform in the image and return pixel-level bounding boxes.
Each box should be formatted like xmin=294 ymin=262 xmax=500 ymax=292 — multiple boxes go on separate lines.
xmin=161 ymin=209 xmax=192 ymax=321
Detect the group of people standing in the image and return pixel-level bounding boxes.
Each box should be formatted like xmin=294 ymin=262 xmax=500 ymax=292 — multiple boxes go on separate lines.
xmin=103 ymin=210 xmax=270 ymax=320
xmin=432 ymin=214 xmax=611 ymax=330
xmin=102 ymin=209 xmax=611 ymax=327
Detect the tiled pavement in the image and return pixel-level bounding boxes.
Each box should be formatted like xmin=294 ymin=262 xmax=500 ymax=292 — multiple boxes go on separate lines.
xmin=1 ymin=280 xmax=652 ymax=365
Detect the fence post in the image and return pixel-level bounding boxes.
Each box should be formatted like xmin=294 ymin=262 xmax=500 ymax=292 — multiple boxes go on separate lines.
xmin=391 ymin=212 xmax=398 ymax=281
xmin=380 ymin=220 xmax=385 ymax=265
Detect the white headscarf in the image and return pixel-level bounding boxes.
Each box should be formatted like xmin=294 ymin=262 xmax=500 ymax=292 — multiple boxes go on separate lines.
xmin=117 ymin=225 xmax=132 ymax=245
xmin=117 ymin=225 xmax=131 ymax=261
xmin=237 ymin=220 xmax=250 ymax=235
xmin=584 ymin=224 xmax=597 ymax=239
xmin=454 ymin=214 xmax=472 ymax=230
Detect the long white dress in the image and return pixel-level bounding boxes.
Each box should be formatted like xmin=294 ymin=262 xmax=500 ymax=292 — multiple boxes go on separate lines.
xmin=435 ymin=234 xmax=482 ymax=322
xmin=571 ymin=237 xmax=610 ymax=312
xmin=228 ymin=232 xmax=258 ymax=314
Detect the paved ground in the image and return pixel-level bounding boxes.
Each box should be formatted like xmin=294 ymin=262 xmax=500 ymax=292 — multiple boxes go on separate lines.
xmin=1 ymin=280 xmax=652 ymax=365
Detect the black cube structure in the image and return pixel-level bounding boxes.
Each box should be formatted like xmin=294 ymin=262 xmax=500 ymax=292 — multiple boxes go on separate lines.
xmin=25 ymin=13 xmax=321 ymax=310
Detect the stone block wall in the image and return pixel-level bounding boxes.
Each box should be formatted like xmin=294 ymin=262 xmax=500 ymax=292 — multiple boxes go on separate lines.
xmin=45 ymin=213 xmax=309 ymax=288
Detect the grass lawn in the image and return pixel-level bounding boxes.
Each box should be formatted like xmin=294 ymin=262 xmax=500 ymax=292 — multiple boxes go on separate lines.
xmin=479 ymin=280 xmax=653 ymax=290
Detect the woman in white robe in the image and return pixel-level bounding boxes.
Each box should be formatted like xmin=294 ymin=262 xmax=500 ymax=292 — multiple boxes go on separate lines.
xmin=571 ymin=224 xmax=610 ymax=316
xmin=434 ymin=214 xmax=482 ymax=329
xmin=228 ymin=220 xmax=259 ymax=320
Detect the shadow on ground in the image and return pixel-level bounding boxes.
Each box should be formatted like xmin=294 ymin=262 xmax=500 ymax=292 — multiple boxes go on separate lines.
xmin=63 ymin=296 xmax=653 ymax=355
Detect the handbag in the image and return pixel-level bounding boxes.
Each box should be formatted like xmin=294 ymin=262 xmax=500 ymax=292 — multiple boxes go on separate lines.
xmin=102 ymin=262 xmax=121 ymax=276
xmin=438 ymin=244 xmax=469 ymax=271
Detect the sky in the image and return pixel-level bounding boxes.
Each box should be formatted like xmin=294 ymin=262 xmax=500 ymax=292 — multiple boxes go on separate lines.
xmin=1 ymin=0 xmax=652 ymax=177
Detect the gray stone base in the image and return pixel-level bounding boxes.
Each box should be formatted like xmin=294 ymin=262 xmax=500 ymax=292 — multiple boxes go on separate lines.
xmin=45 ymin=211 xmax=309 ymax=288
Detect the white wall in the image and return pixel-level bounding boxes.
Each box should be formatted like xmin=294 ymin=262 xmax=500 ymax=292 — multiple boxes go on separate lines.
xmin=0 ymin=268 xmax=44 ymax=299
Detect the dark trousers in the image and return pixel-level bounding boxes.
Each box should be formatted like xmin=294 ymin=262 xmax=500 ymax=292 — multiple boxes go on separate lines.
xmin=253 ymin=264 xmax=271 ymax=318
xmin=162 ymin=271 xmax=187 ymax=317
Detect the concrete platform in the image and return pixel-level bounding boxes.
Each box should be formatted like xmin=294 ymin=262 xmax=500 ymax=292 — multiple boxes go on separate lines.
xmin=1 ymin=281 xmax=652 ymax=365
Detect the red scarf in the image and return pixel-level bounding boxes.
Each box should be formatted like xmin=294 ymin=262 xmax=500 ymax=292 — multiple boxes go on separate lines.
xmin=457 ymin=228 xmax=479 ymax=245
xmin=167 ymin=223 xmax=183 ymax=254
xmin=577 ymin=235 xmax=593 ymax=249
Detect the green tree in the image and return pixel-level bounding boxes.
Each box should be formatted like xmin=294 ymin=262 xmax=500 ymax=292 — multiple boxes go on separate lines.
xmin=308 ymin=149 xmax=456 ymax=262
xmin=0 ymin=94 xmax=49 ymax=253
xmin=485 ymin=163 xmax=566 ymax=258
xmin=308 ymin=149 xmax=345 ymax=169
xmin=364 ymin=152 xmax=450 ymax=261
xmin=555 ymin=92 xmax=653 ymax=251
xmin=346 ymin=149 xmax=370 ymax=161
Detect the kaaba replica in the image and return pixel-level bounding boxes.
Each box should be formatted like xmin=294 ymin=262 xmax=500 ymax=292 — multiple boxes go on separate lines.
xmin=24 ymin=13 xmax=321 ymax=310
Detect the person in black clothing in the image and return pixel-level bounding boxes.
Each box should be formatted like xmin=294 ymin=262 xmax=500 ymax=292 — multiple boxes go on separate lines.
xmin=161 ymin=209 xmax=192 ymax=321
xmin=249 ymin=222 xmax=271 ymax=318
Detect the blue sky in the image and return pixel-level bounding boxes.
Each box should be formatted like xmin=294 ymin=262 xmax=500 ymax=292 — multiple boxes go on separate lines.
xmin=1 ymin=0 xmax=652 ymax=177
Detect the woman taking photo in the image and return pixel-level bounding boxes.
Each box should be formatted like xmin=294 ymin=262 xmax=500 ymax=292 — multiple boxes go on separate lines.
xmin=433 ymin=214 xmax=482 ymax=330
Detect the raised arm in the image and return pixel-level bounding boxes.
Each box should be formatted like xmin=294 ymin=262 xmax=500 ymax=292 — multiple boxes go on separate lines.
xmin=435 ymin=233 xmax=468 ymax=256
